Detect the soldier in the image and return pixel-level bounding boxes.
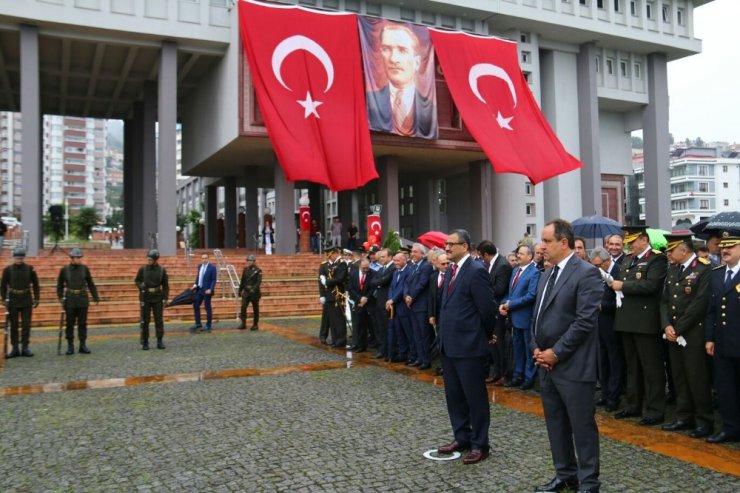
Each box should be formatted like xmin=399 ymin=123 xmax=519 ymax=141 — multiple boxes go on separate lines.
xmin=2 ymin=247 xmax=40 ymax=358
xmin=318 ymin=252 xmax=332 ymax=344
xmin=611 ymin=225 xmax=668 ymax=426
xmin=659 ymin=233 xmax=713 ymax=438
xmin=134 ymin=249 xmax=169 ymax=350
xmin=56 ymin=248 xmax=100 ymax=355
xmin=705 ymin=230 xmax=740 ymax=444
xmin=238 ymin=254 xmax=262 ymax=331
xmin=322 ymin=247 xmax=348 ymax=348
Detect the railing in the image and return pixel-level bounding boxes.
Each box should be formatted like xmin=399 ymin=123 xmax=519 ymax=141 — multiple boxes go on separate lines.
xmin=213 ymin=249 xmax=239 ymax=299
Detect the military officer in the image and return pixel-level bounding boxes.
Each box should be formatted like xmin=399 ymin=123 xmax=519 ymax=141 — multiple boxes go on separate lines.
xmin=2 ymin=247 xmax=40 ymax=358
xmin=659 ymin=234 xmax=713 ymax=438
xmin=134 ymin=249 xmax=169 ymax=350
xmin=611 ymin=225 xmax=668 ymax=425
xmin=705 ymin=230 xmax=740 ymax=444
xmin=318 ymin=252 xmax=332 ymax=344
xmin=56 ymin=248 xmax=100 ymax=355
xmin=238 ymin=254 xmax=262 ymax=331
xmin=322 ymin=247 xmax=348 ymax=348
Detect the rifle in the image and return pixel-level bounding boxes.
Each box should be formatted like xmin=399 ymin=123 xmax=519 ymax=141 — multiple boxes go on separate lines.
xmin=139 ymin=286 xmax=146 ymax=345
xmin=3 ymin=309 xmax=8 ymax=359
xmin=56 ymin=301 xmax=66 ymax=355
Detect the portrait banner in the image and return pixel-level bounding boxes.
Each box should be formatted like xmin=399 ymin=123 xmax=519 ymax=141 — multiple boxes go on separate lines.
xmin=358 ymin=17 xmax=438 ymax=140
xmin=238 ymin=0 xmax=377 ymax=191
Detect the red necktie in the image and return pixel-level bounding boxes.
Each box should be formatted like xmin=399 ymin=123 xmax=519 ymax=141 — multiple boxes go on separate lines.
xmin=447 ymin=263 xmax=458 ymax=294
xmin=438 ymin=271 xmax=445 ymax=288
xmin=511 ymin=268 xmax=522 ymax=289
xmin=360 ymin=272 xmax=365 ymax=291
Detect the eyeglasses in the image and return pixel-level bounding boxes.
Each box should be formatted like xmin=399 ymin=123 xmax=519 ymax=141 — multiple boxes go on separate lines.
xmin=444 ymin=241 xmax=464 ymax=247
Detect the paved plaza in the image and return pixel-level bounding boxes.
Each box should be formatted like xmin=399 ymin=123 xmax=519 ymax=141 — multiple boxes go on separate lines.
xmin=1 ymin=317 xmax=738 ymax=492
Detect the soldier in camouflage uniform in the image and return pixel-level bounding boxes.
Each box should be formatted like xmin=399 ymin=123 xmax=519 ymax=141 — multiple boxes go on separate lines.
xmin=1 ymin=247 xmax=40 ymax=358
xmin=238 ymin=254 xmax=262 ymax=331
xmin=134 ymin=249 xmax=169 ymax=350
xmin=56 ymin=248 xmax=100 ymax=355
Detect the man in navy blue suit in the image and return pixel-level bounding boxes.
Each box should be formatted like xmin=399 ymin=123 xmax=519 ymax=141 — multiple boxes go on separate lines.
xmin=191 ymin=253 xmax=217 ymax=333
xmin=385 ymin=251 xmax=413 ymax=362
xmin=404 ymin=243 xmax=434 ymax=369
xmin=499 ymin=244 xmax=541 ymax=390
xmin=436 ymin=229 xmax=497 ymax=465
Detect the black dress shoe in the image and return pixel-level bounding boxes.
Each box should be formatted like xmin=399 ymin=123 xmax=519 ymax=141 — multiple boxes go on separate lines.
xmin=689 ymin=426 xmax=713 ymax=439
xmin=419 ymin=364 xmax=431 ymax=370
xmin=504 ymin=377 xmax=523 ymax=388
xmin=534 ymin=476 xmax=579 ymax=493
xmin=372 ymin=352 xmax=385 ymax=359
xmin=434 ymin=367 xmax=444 ymax=376
xmin=250 ymin=325 xmax=258 ymax=331
xmin=319 ymin=339 xmax=327 ymax=344
xmin=354 ymin=348 xmax=367 ymax=353
xmin=189 ymin=324 xmax=202 ymax=333
xmin=662 ymin=419 xmax=694 ymax=431
xmin=237 ymin=324 xmax=247 ymax=331
xmin=520 ymin=380 xmax=535 ymax=390
xmin=706 ymin=431 xmax=739 ymax=444
xmin=639 ymin=416 xmax=663 ymax=426
xmin=437 ymin=440 xmax=469 ymax=454
xmin=614 ymin=409 xmax=641 ymax=419
xmin=406 ymin=361 xmax=421 ymax=367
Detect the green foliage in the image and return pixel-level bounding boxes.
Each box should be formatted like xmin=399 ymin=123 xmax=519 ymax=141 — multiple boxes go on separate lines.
xmin=382 ymin=230 xmax=401 ymax=253
xmin=694 ymin=137 xmax=705 ymax=147
xmin=186 ymin=209 xmax=202 ymax=249
xmin=42 ymin=213 xmax=63 ymax=242
xmin=73 ymin=207 xmax=100 ymax=239
xmin=631 ymin=135 xmax=643 ymax=149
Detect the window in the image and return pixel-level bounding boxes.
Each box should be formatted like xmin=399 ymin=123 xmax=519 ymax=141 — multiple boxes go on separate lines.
xmin=521 ymin=51 xmax=531 ymax=63
xmin=525 ymin=182 xmax=534 ymax=195
xmin=597 ymin=0 xmax=604 ymax=8
xmin=677 ymin=8 xmax=684 ymax=25
xmin=662 ymin=5 xmax=669 ymax=23
xmin=700 ymin=200 xmax=709 ymax=210
xmin=724 ymin=199 xmax=730 ymax=206
xmin=630 ymin=1 xmax=636 ymax=16
xmin=699 ymin=182 xmax=708 ymax=193
xmin=614 ymin=0 xmax=620 ymax=11
xmin=595 ymin=56 xmax=601 ymax=73
xmin=722 ymin=165 xmax=728 ymax=172
xmin=646 ymin=1 xmax=653 ymax=19
xmin=526 ymin=224 xmax=537 ymax=237
xmin=698 ymin=165 xmax=709 ymax=176
xmin=526 ymin=203 xmax=535 ymax=216
xmin=520 ymin=32 xmax=530 ymax=44
xmin=723 ymin=182 xmax=729 ymax=188
xmin=605 ymin=58 xmax=614 ymax=75
xmin=633 ymin=62 xmax=642 ymax=79
xmin=620 ymin=60 xmax=628 ymax=77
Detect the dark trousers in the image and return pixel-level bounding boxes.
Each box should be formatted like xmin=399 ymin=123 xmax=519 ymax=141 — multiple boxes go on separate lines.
xmin=193 ymin=291 xmax=213 ymax=328
xmin=8 ymin=305 xmax=32 ymax=346
xmin=388 ymin=314 xmax=412 ymax=360
xmin=142 ymin=301 xmax=164 ymax=341
xmin=240 ymin=295 xmax=260 ymax=326
xmin=319 ymin=303 xmax=331 ymax=343
xmin=65 ymin=306 xmax=89 ymax=342
xmin=669 ymin=343 xmax=713 ymax=427
xmin=713 ymin=353 xmax=740 ymax=436
xmin=410 ymin=310 xmax=432 ymax=365
xmin=441 ymin=354 xmax=490 ymax=451
xmin=540 ymin=373 xmax=600 ymax=490
xmin=328 ymin=302 xmax=347 ymax=346
xmin=491 ymin=316 xmax=513 ymax=379
xmin=512 ymin=327 xmax=537 ymax=382
xmin=351 ymin=308 xmax=372 ymax=350
xmin=597 ymin=314 xmax=624 ymax=406
xmin=621 ymin=332 xmax=666 ymax=419
xmin=373 ymin=305 xmax=389 ymax=356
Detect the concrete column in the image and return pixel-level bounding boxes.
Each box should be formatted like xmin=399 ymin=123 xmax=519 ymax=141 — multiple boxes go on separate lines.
xmin=577 ymin=42 xmax=602 ymax=216
xmin=642 ymin=53 xmax=671 ymax=229
xmin=415 ymin=177 xmax=435 ymax=234
xmin=539 ymin=49 xmax=583 ymax=222
xmin=205 ymin=185 xmax=218 ymax=248
xmin=338 ymin=191 xmax=353 ymax=245
xmin=224 ymin=177 xmax=237 ymax=248
xmin=244 ymin=177 xmax=259 ymax=250
xmin=20 ymin=25 xmax=41 ymax=255
xmin=123 ymin=118 xmax=137 ymax=248
xmin=307 ymin=184 xmax=323 ymax=232
xmin=376 ymin=156 xmax=399 ymax=236
xmin=492 ymin=173 xmax=531 ymax=254
xmin=141 ymin=82 xmax=158 ymax=248
xmin=468 ymin=161 xmax=495 ymax=244
xmin=157 ymin=41 xmax=177 ymax=255
xmin=274 ymin=164 xmax=295 ymax=254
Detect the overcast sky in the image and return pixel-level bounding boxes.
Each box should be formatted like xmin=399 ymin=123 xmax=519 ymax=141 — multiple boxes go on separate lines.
xmin=667 ymin=0 xmax=739 ymax=144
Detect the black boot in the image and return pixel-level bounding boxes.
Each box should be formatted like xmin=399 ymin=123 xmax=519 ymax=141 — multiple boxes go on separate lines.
xmin=237 ymin=324 xmax=246 ymax=330
xmin=79 ymin=342 xmax=91 ymax=354
xmin=21 ymin=345 xmax=34 ymax=357
xmin=66 ymin=341 xmax=75 ymax=355
xmin=6 ymin=346 xmax=20 ymax=358
xmin=250 ymin=324 xmax=259 ymax=331
xmin=156 ymin=338 xmax=166 ymax=350
xmin=142 ymin=340 xmax=149 ymax=350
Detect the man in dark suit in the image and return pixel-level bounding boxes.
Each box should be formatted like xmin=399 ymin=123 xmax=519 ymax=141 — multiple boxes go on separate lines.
xmin=385 ymin=251 xmax=413 ymax=362
xmin=589 ymin=247 xmax=624 ymax=412
xmin=428 ymin=252 xmax=449 ymax=329
xmin=348 ymin=258 xmax=375 ymax=353
xmin=366 ymin=22 xmax=436 ymax=139
xmin=318 ymin=254 xmax=332 ymax=344
xmin=370 ymin=248 xmax=394 ymax=359
xmin=436 ymin=229 xmax=497 ymax=465
xmin=530 ymin=219 xmax=603 ymax=493
xmin=500 ymin=244 xmax=540 ymax=389
xmin=606 ymin=234 xmax=625 ymax=266
xmin=704 ymin=230 xmax=740 ymax=444
xmin=191 ymin=253 xmax=217 ymax=333
xmin=478 ymin=240 xmax=513 ymax=384
xmin=322 ymin=247 xmax=349 ymax=348
xmin=404 ymin=243 xmax=434 ymax=369
xmin=611 ymin=226 xmax=668 ymax=426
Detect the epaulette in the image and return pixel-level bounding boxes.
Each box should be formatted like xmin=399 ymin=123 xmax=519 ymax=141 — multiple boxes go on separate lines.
xmin=713 ymin=264 xmax=725 ymax=270
xmin=697 ymin=257 xmax=710 ymax=265
xmin=652 ymin=249 xmax=662 ymax=255
xmin=321 ymin=260 xmax=328 ymax=264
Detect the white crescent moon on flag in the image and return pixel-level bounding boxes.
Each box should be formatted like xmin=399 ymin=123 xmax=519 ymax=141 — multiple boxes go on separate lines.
xmin=370 ymin=220 xmax=381 ymax=233
xmin=468 ymin=63 xmax=517 ymax=130
xmin=272 ymin=35 xmax=334 ymax=93
xmin=301 ymin=210 xmax=310 ymax=221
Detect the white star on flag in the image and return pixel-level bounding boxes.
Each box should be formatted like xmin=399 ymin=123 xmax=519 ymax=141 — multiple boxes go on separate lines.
xmin=297 ymin=92 xmax=323 ymax=118
xmin=495 ymin=111 xmax=513 ymax=131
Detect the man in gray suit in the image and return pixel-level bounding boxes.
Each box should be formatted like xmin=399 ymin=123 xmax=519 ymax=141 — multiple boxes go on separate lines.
xmin=531 ymin=219 xmax=604 ymax=493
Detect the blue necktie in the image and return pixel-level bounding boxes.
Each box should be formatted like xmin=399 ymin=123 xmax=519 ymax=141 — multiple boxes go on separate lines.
xmin=724 ymin=270 xmax=734 ymax=291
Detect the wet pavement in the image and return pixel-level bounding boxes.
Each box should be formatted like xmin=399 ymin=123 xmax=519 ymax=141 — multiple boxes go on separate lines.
xmin=1 ymin=317 xmax=738 ymax=492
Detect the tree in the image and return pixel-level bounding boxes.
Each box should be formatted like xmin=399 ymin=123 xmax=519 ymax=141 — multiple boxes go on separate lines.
xmin=695 ymin=137 xmax=705 ymax=147
xmin=186 ymin=208 xmax=202 ymax=249
xmin=73 ymin=207 xmax=100 ymax=239
xmin=631 ymin=135 xmax=643 ymax=149
xmin=685 ymin=137 xmax=692 ymax=146
xmin=382 ymin=230 xmax=402 ymax=253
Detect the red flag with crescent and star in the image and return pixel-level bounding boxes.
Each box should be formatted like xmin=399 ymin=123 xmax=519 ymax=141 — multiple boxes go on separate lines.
xmin=238 ymin=0 xmax=377 ymax=191
xmin=428 ymin=29 xmax=582 ymax=184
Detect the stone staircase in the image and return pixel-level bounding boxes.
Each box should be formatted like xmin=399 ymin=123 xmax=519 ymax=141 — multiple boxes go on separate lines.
xmin=12 ymin=249 xmax=322 ymax=328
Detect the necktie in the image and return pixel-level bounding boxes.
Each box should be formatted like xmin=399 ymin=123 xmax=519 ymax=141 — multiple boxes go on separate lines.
xmin=535 ymin=266 xmax=560 ymax=334
xmin=678 ymin=264 xmax=685 ymax=276
xmin=198 ymin=264 xmax=205 ymax=288
xmin=447 ymin=263 xmax=458 ymax=294
xmin=512 ymin=268 xmax=522 ymax=289
xmin=438 ymin=271 xmax=444 ymax=289
xmin=360 ymin=272 xmax=365 ymax=291
xmin=725 ymin=270 xmax=734 ymax=291
xmin=392 ymin=89 xmax=405 ymax=131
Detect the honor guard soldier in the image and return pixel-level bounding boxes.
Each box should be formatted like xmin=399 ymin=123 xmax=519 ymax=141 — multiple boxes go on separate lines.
xmin=705 ymin=230 xmax=740 ymax=444
xmin=318 ymin=251 xmax=332 ymax=344
xmin=322 ymin=247 xmax=348 ymax=348
xmin=659 ymin=233 xmax=713 ymax=438
xmin=611 ymin=225 xmax=668 ymax=426
xmin=237 ymin=254 xmax=262 ymax=331
xmin=135 ymin=249 xmax=169 ymax=350
xmin=56 ymin=248 xmax=100 ymax=355
xmin=2 ymin=247 xmax=40 ymax=358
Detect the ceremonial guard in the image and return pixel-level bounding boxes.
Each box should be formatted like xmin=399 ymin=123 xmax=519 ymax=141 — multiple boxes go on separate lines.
xmin=2 ymin=247 xmax=40 ymax=358
xmin=318 ymin=252 xmax=332 ymax=344
xmin=56 ymin=248 xmax=100 ymax=355
xmin=659 ymin=234 xmax=713 ymax=438
xmin=134 ymin=249 xmax=169 ymax=350
xmin=322 ymin=247 xmax=348 ymax=348
xmin=611 ymin=226 xmax=668 ymax=425
xmin=705 ymin=230 xmax=740 ymax=444
xmin=238 ymin=254 xmax=262 ymax=331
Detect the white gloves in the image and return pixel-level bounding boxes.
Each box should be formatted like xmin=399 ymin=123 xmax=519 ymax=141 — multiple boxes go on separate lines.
xmin=319 ymin=296 xmax=326 ymax=305
xmin=319 ymin=275 xmax=326 ymax=287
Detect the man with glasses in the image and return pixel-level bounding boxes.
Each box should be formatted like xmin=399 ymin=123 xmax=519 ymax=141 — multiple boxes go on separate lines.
xmin=190 ymin=253 xmax=218 ymax=333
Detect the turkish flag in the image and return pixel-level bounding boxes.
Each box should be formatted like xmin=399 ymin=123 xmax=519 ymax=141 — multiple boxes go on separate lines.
xmin=238 ymin=0 xmax=377 ymax=191
xmin=429 ymin=30 xmax=582 ymax=184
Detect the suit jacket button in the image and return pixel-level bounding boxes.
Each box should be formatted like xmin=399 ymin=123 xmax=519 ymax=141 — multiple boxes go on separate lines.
xmin=722 ymin=321 xmax=727 ymax=326
xmin=721 ymin=305 xmax=726 ymax=309
xmin=673 ymin=294 xmax=677 ymax=298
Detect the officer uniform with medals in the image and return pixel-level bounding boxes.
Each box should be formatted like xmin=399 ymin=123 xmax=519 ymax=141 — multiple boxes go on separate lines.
xmin=323 ymin=247 xmax=348 ymax=348
xmin=705 ymin=230 xmax=740 ymax=444
xmin=318 ymin=253 xmax=332 ymax=344
xmin=56 ymin=248 xmax=100 ymax=355
xmin=613 ymin=226 xmax=668 ymax=425
xmin=1 ymin=248 xmax=40 ymax=358
xmin=659 ymin=234 xmax=713 ymax=438
xmin=134 ymin=249 xmax=169 ymax=350
xmin=238 ymin=254 xmax=262 ymax=331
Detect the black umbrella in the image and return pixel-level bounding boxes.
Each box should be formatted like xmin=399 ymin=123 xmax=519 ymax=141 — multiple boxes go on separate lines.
xmin=571 ymin=215 xmax=623 ymax=239
xmin=691 ymin=211 xmax=740 ymax=238
xmin=165 ymin=288 xmax=195 ymax=308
